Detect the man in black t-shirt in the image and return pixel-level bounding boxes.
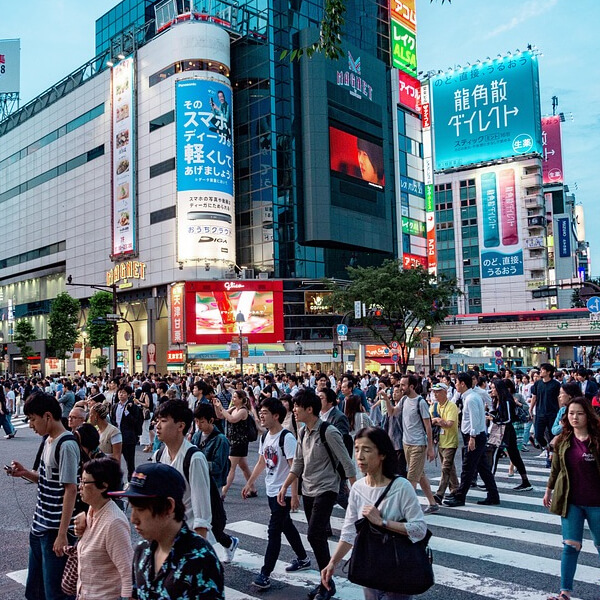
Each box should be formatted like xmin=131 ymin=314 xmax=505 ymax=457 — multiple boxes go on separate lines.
xmin=529 ymin=363 xmax=560 ymax=466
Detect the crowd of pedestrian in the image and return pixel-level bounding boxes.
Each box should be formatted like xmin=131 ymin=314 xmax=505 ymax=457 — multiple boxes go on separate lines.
xmin=3 ymin=363 xmax=600 ymax=600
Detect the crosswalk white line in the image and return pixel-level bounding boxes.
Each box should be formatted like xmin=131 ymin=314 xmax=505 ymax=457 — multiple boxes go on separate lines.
xmin=227 ymin=520 xmax=587 ymax=600
xmin=225 ymin=586 xmax=263 ymax=599
xmin=6 ymin=568 xmax=27 ymax=586
xmin=428 ymin=476 xmax=546 ymax=493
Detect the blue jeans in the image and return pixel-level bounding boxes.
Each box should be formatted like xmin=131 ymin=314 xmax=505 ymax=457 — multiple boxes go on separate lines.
xmin=0 ymin=412 xmax=14 ymax=435
xmin=521 ymin=420 xmax=533 ymax=448
xmin=26 ymin=530 xmax=76 ymax=600
xmin=560 ymin=504 xmax=600 ymax=592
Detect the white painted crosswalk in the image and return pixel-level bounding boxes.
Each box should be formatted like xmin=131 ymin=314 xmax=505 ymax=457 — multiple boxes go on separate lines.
xmin=6 ymin=454 xmax=600 ymax=599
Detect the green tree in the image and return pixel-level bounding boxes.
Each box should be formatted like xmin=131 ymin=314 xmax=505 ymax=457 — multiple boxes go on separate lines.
xmin=87 ymin=291 xmax=115 ymax=349
xmin=571 ymin=278 xmax=600 ymax=308
xmin=13 ymin=319 xmax=36 ymax=363
xmin=327 ymin=260 xmax=460 ymax=372
xmin=92 ymin=354 xmax=110 ymax=373
xmin=47 ymin=292 xmax=81 ymax=359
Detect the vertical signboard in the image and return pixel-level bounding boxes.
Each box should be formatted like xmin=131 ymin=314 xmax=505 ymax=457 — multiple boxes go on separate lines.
xmin=421 ymin=82 xmax=437 ymax=274
xmin=478 ymin=166 xmax=524 ymax=279
xmin=111 ymin=57 xmax=136 ymax=258
xmin=574 ymin=204 xmax=585 ymax=242
xmin=390 ymin=0 xmax=417 ymax=78
xmin=431 ymin=52 xmax=542 ymax=170
xmin=397 ymin=70 xmax=420 ymax=113
xmin=541 ymin=115 xmax=564 ymax=184
xmin=557 ymin=217 xmax=571 ymax=258
xmin=170 ymin=283 xmax=186 ymax=344
xmin=0 ymin=39 xmax=20 ymax=93
xmin=176 ymin=79 xmax=235 ymax=264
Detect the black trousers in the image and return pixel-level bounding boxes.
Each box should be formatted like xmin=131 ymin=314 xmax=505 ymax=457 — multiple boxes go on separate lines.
xmin=493 ymin=422 xmax=529 ymax=481
xmin=302 ymin=491 xmax=337 ymax=571
xmin=455 ymin=432 xmax=499 ymax=502
xmin=535 ymin=413 xmax=557 ymax=450
xmin=122 ymin=442 xmax=137 ymax=481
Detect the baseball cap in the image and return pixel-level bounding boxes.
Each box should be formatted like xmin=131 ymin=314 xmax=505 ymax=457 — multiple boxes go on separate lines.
xmin=431 ymin=383 xmax=448 ymax=392
xmin=108 ymin=463 xmax=185 ymax=501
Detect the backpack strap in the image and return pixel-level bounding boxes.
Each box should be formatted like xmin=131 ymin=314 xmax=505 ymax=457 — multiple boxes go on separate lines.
xmin=182 ymin=446 xmax=201 ymax=483
xmin=318 ymin=422 xmax=346 ymax=479
xmin=374 ymin=476 xmax=398 ymax=509
xmin=54 ymin=433 xmax=78 ymax=464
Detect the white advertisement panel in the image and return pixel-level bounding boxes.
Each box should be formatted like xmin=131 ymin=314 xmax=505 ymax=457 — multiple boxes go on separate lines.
xmin=111 ymin=57 xmax=136 ymax=258
xmin=0 ymin=39 xmax=20 ymax=94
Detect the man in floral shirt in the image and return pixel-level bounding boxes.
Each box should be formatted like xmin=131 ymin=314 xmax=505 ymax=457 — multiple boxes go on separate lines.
xmin=110 ymin=462 xmax=224 ymax=599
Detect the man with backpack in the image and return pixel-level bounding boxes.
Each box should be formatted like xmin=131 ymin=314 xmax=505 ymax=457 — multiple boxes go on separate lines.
xmin=110 ymin=384 xmax=142 ymax=481
xmin=8 ymin=391 xmax=80 ymax=600
xmin=242 ymin=398 xmax=310 ymax=590
xmin=278 ymin=388 xmax=355 ymax=600
xmin=154 ymin=400 xmax=239 ymax=563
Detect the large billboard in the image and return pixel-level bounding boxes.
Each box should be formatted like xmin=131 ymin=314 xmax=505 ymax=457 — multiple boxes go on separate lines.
xmin=541 ymin=115 xmax=564 ymax=184
xmin=478 ymin=167 xmax=524 ymax=279
xmin=176 ymin=79 xmax=235 ymax=263
xmin=389 ymin=1 xmax=417 ymax=76
xmin=111 ymin=57 xmax=136 ymax=258
xmin=184 ymin=280 xmax=284 ymax=344
xmin=431 ymin=52 xmax=542 ymax=171
xmin=0 ymin=39 xmax=20 ymax=94
xmin=329 ymin=126 xmax=385 ymax=189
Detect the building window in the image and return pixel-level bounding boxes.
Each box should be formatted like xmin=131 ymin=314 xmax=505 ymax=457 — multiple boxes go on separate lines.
xmin=0 ymin=241 xmax=66 ymax=270
xmin=149 ymin=59 xmax=230 ymax=87
xmin=149 ymin=157 xmax=175 ymax=178
xmin=150 ymin=205 xmax=176 ymax=224
xmin=149 ymin=110 xmax=175 ymax=132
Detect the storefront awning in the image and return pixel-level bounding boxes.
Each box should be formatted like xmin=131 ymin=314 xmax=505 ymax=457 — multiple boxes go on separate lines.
xmin=367 ymin=357 xmax=397 ymax=365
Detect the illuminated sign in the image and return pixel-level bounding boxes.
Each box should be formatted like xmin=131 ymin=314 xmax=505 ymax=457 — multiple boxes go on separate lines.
xmin=542 ymin=115 xmax=564 ymax=184
xmin=111 ymin=57 xmax=136 ymax=257
xmin=403 ymin=253 xmax=427 ymax=270
xmin=305 ymin=291 xmax=334 ymax=315
xmin=400 ymin=176 xmax=424 ymax=197
xmin=402 ymin=216 xmax=425 ymax=236
xmin=167 ymin=350 xmax=186 ymax=363
xmin=365 ymin=345 xmax=391 ymax=358
xmin=176 ymin=79 xmax=235 ymax=263
xmin=390 ymin=20 xmax=417 ymax=76
xmin=336 ymin=51 xmax=373 ymax=101
xmin=398 ymin=70 xmax=420 ymax=113
xmin=557 ymin=217 xmax=571 ymax=258
xmin=390 ymin=0 xmax=416 ymax=33
xmin=170 ymin=283 xmax=186 ymax=345
xmin=106 ymin=261 xmax=146 ymax=286
xmin=185 ymin=280 xmax=284 ymax=344
xmin=431 ymin=52 xmax=542 ymax=170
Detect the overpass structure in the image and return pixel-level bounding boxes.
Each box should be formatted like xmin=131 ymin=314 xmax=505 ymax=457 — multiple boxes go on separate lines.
xmin=435 ymin=315 xmax=600 ymax=347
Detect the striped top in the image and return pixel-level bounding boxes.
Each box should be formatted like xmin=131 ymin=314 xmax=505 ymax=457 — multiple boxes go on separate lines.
xmin=77 ymin=500 xmax=133 ymax=599
xmin=31 ymin=432 xmax=79 ymax=535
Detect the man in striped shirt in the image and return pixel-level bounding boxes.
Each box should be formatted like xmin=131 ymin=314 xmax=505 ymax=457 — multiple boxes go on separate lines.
xmin=8 ymin=391 xmax=80 ymax=600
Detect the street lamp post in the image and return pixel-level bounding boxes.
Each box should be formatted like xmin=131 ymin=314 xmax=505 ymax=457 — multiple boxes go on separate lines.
xmin=236 ymin=311 xmax=245 ymax=379
xmin=426 ymin=325 xmax=433 ymax=373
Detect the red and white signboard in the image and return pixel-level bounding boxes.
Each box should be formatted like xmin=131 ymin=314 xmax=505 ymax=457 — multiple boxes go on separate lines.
xmin=398 ymin=70 xmax=420 ymax=113
xmin=542 ymin=116 xmax=564 ymax=184
xmin=170 ymin=283 xmax=186 ymax=344
xmin=167 ymin=350 xmax=185 ymax=364
xmin=403 ymin=253 xmax=428 ymax=270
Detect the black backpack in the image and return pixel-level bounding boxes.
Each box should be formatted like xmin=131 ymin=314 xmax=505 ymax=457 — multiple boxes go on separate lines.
xmin=156 ymin=446 xmax=227 ymax=536
xmin=299 ymin=421 xmax=347 ymax=481
xmin=260 ymin=428 xmax=291 ymax=455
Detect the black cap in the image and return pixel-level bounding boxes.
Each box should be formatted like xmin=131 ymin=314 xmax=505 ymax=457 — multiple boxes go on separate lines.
xmin=108 ymin=463 xmax=185 ymax=501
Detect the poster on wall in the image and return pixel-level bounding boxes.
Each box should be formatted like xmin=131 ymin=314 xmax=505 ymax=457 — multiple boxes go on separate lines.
xmin=111 ymin=57 xmax=136 ymax=257
xmin=431 ymin=52 xmax=542 ymax=170
xmin=479 ymin=167 xmax=524 ymax=279
xmin=176 ymin=79 xmax=235 ymax=263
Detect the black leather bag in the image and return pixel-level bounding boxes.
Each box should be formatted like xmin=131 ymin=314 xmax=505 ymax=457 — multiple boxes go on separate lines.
xmin=347 ymin=478 xmax=434 ymax=595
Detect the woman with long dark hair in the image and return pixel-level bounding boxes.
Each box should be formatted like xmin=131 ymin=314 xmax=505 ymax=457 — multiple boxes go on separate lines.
xmin=543 ymin=397 xmax=600 ymax=600
xmin=489 ymin=378 xmax=532 ymax=491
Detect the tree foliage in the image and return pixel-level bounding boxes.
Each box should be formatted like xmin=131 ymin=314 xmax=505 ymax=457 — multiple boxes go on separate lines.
xmin=571 ymin=278 xmax=600 ymax=308
xmin=13 ymin=319 xmax=36 ymax=361
xmin=87 ymin=291 xmax=115 ymax=349
xmin=92 ymin=354 xmax=110 ymax=373
xmin=283 ymin=0 xmax=450 ymax=61
xmin=327 ymin=260 xmax=460 ymax=371
xmin=47 ymin=292 xmax=81 ymax=359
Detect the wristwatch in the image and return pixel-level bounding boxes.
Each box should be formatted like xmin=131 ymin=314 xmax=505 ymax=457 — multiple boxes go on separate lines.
xmin=381 ymin=518 xmax=388 ymax=528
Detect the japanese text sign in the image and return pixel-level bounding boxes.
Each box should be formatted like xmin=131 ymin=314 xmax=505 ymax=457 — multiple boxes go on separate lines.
xmin=391 ymin=20 xmax=417 ymax=77
xmin=541 ymin=116 xmax=564 ymax=184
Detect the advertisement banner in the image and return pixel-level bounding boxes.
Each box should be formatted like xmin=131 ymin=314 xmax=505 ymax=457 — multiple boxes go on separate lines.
xmin=403 ymin=253 xmax=428 ymax=270
xmin=478 ymin=167 xmax=524 ymax=279
xmin=185 ymin=280 xmax=284 ymax=344
xmin=426 ymin=213 xmax=437 ymax=271
xmin=390 ymin=20 xmax=417 ymax=77
xmin=390 ymin=0 xmax=416 ymax=33
xmin=176 ymin=79 xmax=235 ymax=263
xmin=402 ymin=216 xmax=425 ymax=236
xmin=0 ymin=39 xmax=20 ymax=94
xmin=170 ymin=283 xmax=186 ymax=345
xmin=400 ymin=175 xmax=424 ymax=197
xmin=542 ymin=115 xmax=564 ymax=184
xmin=398 ymin=70 xmax=420 ymax=113
xmin=431 ymin=52 xmax=542 ymax=170
xmin=557 ymin=217 xmax=571 ymax=258
xmin=111 ymin=57 xmax=136 ymax=257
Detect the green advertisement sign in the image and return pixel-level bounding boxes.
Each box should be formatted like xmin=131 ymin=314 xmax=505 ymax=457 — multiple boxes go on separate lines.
xmin=425 ymin=184 xmax=434 ymax=212
xmin=391 ymin=20 xmax=417 ymax=77
xmin=402 ymin=216 xmax=425 ymax=237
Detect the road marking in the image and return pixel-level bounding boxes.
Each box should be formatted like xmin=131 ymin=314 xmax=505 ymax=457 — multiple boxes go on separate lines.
xmin=225 ymin=586 xmax=263 ymax=599
xmin=428 ymin=476 xmax=547 ymax=494
xmin=6 ymin=569 xmax=27 ymax=585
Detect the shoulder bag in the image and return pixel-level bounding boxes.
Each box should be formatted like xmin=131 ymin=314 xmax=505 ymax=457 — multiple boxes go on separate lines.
xmin=347 ymin=477 xmax=434 ymax=594
xmin=61 ymin=541 xmax=79 ymax=595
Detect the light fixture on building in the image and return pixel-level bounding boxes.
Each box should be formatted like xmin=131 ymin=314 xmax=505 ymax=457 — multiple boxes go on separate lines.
xmin=107 ymin=60 xmax=114 ymax=67
xmin=205 ymin=262 xmax=210 ymax=271
xmin=118 ymin=53 xmax=126 ymax=60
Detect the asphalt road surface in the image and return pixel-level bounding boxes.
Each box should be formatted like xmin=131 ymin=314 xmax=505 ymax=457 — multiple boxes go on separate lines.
xmin=1 ymin=419 xmax=599 ymax=600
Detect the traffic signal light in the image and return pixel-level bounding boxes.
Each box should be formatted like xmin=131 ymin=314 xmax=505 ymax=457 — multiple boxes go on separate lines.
xmin=332 ymin=346 xmax=339 ymax=358
xmin=135 ymin=349 xmax=142 ymax=361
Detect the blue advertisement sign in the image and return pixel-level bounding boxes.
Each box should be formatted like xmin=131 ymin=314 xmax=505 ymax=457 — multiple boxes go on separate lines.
xmin=481 ymin=249 xmax=524 ymax=279
xmin=400 ymin=176 xmax=424 ymax=198
xmin=175 ymin=79 xmax=235 ymax=263
xmin=557 ymin=217 xmax=571 ymax=258
xmin=431 ymin=52 xmax=542 ymax=170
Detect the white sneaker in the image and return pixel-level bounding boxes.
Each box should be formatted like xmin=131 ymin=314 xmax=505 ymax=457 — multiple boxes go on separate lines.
xmin=223 ymin=536 xmax=239 ymax=563
xmin=537 ymin=451 xmax=548 ymax=458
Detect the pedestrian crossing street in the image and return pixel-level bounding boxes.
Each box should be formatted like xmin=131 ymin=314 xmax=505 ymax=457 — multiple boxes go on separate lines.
xmin=6 ymin=455 xmax=600 ymax=599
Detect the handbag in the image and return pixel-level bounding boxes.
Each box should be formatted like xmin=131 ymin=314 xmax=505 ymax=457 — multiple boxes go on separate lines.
xmin=245 ymin=413 xmax=258 ymax=442
xmin=347 ymin=477 xmax=434 ymax=594
xmin=61 ymin=542 xmax=78 ymax=595
xmin=487 ymin=422 xmax=505 ymax=447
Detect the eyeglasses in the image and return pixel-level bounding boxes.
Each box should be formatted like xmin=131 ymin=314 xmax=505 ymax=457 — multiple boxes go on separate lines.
xmin=79 ymin=479 xmax=97 ymax=487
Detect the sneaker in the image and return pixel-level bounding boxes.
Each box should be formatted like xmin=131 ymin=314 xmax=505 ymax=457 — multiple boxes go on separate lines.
xmin=507 ymin=472 xmax=515 ymax=478
xmin=433 ymin=493 xmax=444 ymax=505
xmin=476 ymin=483 xmax=488 ymax=490
xmin=223 ymin=536 xmax=239 ymax=563
xmin=545 ymin=458 xmax=552 ymax=469
xmin=423 ymin=504 xmax=440 ymax=514
xmin=537 ymin=451 xmax=548 ymax=458
xmin=286 ymin=557 xmax=311 ymax=572
xmin=252 ymin=573 xmax=271 ymax=590
xmin=513 ymin=482 xmax=533 ymax=491
xmin=521 ymin=446 xmax=529 ymax=452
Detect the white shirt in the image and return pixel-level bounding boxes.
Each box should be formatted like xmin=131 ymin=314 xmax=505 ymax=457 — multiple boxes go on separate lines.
xmin=259 ymin=429 xmax=297 ymax=497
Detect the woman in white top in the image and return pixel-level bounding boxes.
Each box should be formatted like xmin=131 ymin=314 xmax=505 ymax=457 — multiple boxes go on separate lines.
xmin=322 ymin=426 xmax=427 ymax=600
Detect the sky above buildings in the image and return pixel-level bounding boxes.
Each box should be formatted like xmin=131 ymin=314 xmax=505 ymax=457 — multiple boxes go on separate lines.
xmin=1 ymin=0 xmax=598 ymax=274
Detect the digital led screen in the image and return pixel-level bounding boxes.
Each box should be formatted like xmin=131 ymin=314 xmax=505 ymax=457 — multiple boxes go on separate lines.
xmin=431 ymin=52 xmax=542 ymax=170
xmin=185 ymin=281 xmax=284 ymax=344
xmin=329 ymin=126 xmax=385 ymax=189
